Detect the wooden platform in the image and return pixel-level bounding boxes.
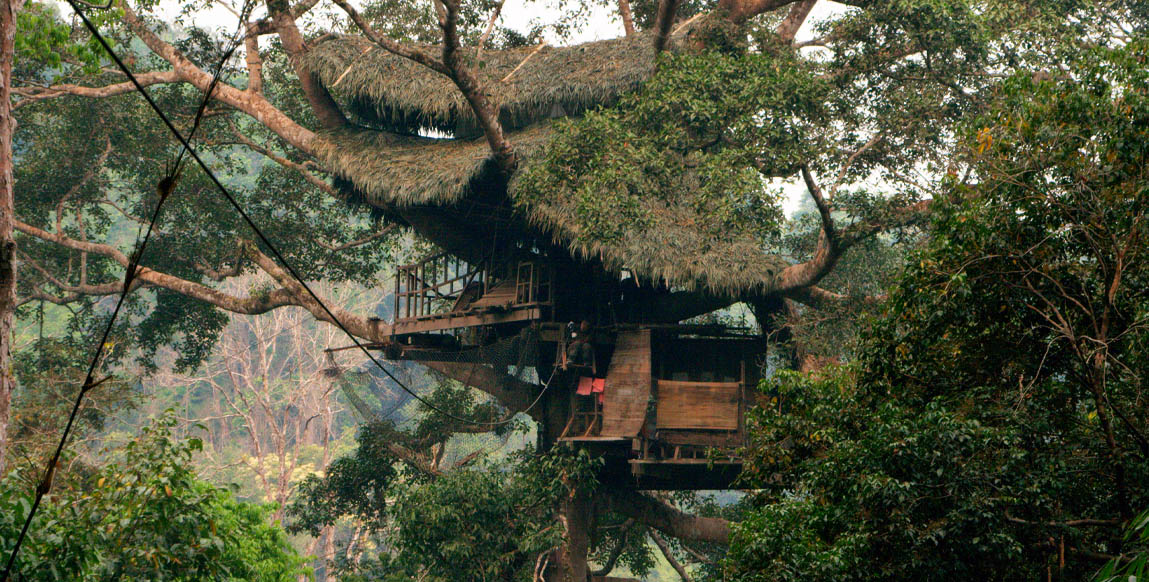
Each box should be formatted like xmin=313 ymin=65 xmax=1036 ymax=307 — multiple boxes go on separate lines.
xmin=391 ymin=305 xmax=544 ymax=336
xmin=600 ymin=329 xmax=651 ymax=438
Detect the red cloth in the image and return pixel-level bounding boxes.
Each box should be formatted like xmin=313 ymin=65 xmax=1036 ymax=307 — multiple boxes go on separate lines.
xmin=577 ymin=376 xmax=594 ymax=396
xmin=592 ymin=378 xmax=606 ymax=393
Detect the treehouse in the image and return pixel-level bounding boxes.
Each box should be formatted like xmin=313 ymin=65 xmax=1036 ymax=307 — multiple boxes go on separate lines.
xmin=303 ymin=32 xmax=794 ymax=489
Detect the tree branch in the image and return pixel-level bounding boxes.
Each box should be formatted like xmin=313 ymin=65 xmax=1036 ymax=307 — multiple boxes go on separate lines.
xmin=605 ymin=488 xmax=731 ymax=545
xmin=651 ymin=531 xmax=692 ymax=582
xmin=315 ymin=224 xmax=396 ymax=252
xmin=329 ymin=0 xmax=448 ymax=75
xmin=783 ymin=285 xmax=885 ymax=310
xmin=716 ymin=0 xmax=796 ymax=24
xmin=437 ymin=0 xmax=516 ymax=173
xmin=243 ymin=241 xmax=392 ymax=340
xmin=618 ymin=0 xmax=637 ymax=36
xmin=590 ymin=518 xmax=634 ymax=576
xmin=775 ymin=0 xmax=816 ymax=44
xmin=118 ymin=0 xmax=317 ymax=153
xmin=652 ymin=0 xmax=682 ymax=54
xmin=243 ymin=23 xmax=264 ymax=94
xmin=13 ymin=71 xmax=182 ymax=108
xmin=423 ymin=361 xmax=538 ymax=418
xmin=15 ymin=220 xmax=301 ymax=315
xmin=475 ymin=0 xmax=505 ymax=69
xmin=228 ymin=126 xmax=339 ymax=197
xmin=265 ymin=0 xmax=348 ymax=129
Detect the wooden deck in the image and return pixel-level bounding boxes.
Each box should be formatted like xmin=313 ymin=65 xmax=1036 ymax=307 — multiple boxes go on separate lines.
xmin=391 ymin=305 xmax=544 ymax=336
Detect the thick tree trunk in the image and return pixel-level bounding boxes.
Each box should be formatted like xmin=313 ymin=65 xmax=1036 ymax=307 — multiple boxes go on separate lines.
xmin=550 ymin=487 xmax=592 ymax=582
xmin=0 ymin=0 xmax=22 ymax=475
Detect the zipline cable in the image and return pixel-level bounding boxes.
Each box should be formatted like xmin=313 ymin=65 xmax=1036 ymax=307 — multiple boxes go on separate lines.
xmin=0 ymin=3 xmax=254 ymax=578
xmin=55 ymin=0 xmax=545 ymax=429
xmin=6 ymin=4 xmax=557 ymax=573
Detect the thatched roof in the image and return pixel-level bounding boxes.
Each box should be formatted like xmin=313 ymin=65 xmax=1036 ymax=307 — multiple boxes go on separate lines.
xmin=316 ymin=123 xmax=789 ymax=294
xmin=305 ymin=34 xmax=656 ymax=136
xmin=314 ymin=124 xmax=555 ymax=207
xmin=508 ymin=178 xmax=793 ymax=295
xmin=309 ymin=31 xmax=790 ymax=294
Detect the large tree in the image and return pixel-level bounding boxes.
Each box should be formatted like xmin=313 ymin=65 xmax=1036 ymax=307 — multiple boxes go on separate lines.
xmin=7 ymin=0 xmax=1144 ymax=579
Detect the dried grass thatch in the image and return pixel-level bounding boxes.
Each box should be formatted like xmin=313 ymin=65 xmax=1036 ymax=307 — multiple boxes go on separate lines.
xmin=317 ymin=123 xmax=789 ymax=294
xmin=313 ymin=123 xmax=555 ymax=207
xmin=304 ymin=34 xmax=656 ymax=136
xmin=507 ymin=178 xmax=793 ymax=295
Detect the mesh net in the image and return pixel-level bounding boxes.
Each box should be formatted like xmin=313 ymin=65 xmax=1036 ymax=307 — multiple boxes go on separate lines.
xmin=324 ymin=326 xmax=546 ymax=423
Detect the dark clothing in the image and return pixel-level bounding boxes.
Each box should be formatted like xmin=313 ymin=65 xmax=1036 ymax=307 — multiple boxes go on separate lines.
xmin=566 ymin=339 xmax=594 ymax=369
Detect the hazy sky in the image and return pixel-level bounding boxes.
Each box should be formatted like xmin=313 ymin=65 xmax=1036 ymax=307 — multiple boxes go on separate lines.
xmin=141 ymin=0 xmax=849 ymax=45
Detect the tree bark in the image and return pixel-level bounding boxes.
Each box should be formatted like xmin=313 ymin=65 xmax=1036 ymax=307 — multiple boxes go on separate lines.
xmin=605 ymin=488 xmax=731 ymax=545
xmin=0 ymin=0 xmax=22 ymax=475
xmin=618 ymin=0 xmax=636 ymax=36
xmin=118 ymin=0 xmax=317 ymax=154
xmin=550 ymin=486 xmax=592 ymax=582
xmin=775 ymin=0 xmax=816 ymax=43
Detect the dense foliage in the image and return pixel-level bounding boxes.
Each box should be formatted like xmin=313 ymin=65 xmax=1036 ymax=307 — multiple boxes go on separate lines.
xmin=0 ymin=413 xmax=309 ymax=580
xmin=730 ymin=38 xmax=1149 ymax=581
xmin=289 ymin=425 xmax=606 ymax=581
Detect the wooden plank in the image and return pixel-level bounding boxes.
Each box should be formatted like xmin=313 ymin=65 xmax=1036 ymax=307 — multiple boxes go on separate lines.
xmin=470 ymin=280 xmax=517 ymax=309
xmin=656 ymin=380 xmax=739 ymax=430
xmin=600 ymin=329 xmax=651 ymax=437
xmin=391 ymin=307 xmax=542 ymax=335
xmin=656 ymin=430 xmax=744 ymax=447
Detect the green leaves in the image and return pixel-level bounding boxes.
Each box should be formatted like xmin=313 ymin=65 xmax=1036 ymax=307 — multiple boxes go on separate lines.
xmin=16 ymin=2 xmax=109 ymax=73
xmin=730 ymin=31 xmax=1149 ymax=582
xmin=0 ymin=411 xmax=309 ymax=581
xmin=515 ymin=47 xmax=819 ymax=246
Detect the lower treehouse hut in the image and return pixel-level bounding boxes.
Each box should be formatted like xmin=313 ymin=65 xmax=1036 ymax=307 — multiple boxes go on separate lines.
xmin=304 ymin=31 xmax=794 ymax=490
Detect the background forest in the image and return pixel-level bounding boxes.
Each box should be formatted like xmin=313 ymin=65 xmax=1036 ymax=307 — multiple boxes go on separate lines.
xmin=1 ymin=0 xmax=1148 ymax=581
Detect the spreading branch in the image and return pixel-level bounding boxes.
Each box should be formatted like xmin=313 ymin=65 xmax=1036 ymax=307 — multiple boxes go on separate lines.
xmin=118 ymin=0 xmax=317 ymax=153
xmin=605 ymin=488 xmax=731 ymax=545
xmin=243 ymin=241 xmax=391 ymax=340
xmin=13 ymin=71 xmax=181 ymax=108
xmin=15 ymin=220 xmax=300 ymax=315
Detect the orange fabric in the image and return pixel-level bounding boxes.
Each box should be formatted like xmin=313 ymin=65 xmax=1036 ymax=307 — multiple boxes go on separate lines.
xmin=592 ymin=378 xmax=606 ymax=393
xmin=577 ymin=376 xmax=594 ymax=396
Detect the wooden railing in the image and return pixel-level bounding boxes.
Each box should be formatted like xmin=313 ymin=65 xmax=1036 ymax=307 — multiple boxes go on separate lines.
xmin=392 ymin=253 xmax=554 ymax=327
xmin=393 ymin=252 xmax=489 ymax=321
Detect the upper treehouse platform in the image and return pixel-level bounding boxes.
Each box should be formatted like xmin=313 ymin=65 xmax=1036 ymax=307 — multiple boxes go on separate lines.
xmin=389 ymin=252 xmax=555 ymax=339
